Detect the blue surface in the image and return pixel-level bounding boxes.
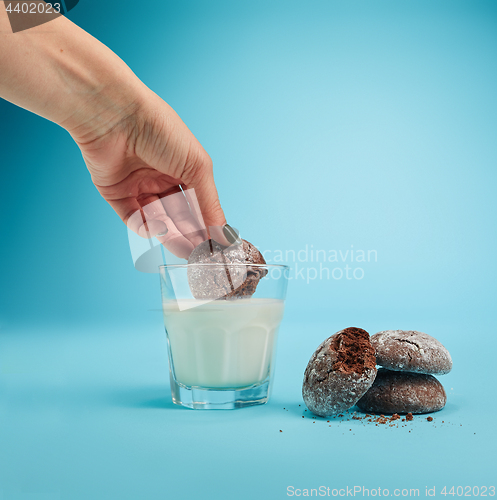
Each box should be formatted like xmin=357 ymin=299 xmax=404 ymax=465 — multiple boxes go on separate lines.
xmin=0 ymin=318 xmax=493 ymax=499
xmin=1 ymin=1 xmax=496 ymax=498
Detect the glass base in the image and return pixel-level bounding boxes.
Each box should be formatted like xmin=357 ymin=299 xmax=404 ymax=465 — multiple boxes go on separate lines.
xmin=170 ymin=378 xmax=270 ymax=409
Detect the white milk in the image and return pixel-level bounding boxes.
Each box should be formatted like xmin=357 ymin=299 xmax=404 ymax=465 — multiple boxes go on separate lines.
xmin=163 ymin=299 xmax=285 ymax=389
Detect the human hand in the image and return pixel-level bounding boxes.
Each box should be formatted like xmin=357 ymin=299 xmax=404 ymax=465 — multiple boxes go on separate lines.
xmin=0 ymin=11 xmax=231 ymax=259
xmin=71 ymin=89 xmax=227 ymax=259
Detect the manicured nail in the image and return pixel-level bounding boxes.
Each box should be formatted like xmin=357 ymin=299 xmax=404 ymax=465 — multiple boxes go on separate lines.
xmin=156 ymin=227 xmax=169 ymax=237
xmin=223 ymin=224 xmax=241 ymax=245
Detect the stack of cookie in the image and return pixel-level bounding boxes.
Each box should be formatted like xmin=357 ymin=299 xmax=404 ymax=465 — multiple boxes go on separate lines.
xmin=302 ymin=327 xmax=377 ymax=417
xmin=357 ymin=330 xmax=452 ymax=414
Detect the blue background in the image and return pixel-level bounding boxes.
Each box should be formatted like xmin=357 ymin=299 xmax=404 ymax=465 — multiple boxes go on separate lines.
xmin=1 ymin=1 xmax=496 ymax=499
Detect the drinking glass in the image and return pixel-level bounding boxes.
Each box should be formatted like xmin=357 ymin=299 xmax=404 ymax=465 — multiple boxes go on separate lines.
xmin=160 ymin=264 xmax=289 ymax=409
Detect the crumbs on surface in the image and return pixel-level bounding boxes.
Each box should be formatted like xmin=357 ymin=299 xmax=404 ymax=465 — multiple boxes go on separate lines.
xmin=294 ymin=406 xmax=442 ymax=428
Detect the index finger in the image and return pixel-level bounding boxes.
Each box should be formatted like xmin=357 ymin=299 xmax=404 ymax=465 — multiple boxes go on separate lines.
xmin=160 ymin=187 xmax=207 ymax=249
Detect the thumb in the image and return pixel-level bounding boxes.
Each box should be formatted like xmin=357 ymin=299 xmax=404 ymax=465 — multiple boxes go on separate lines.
xmin=186 ymin=154 xmax=238 ymax=247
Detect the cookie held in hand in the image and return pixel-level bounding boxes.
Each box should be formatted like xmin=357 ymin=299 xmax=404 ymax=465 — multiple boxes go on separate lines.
xmin=302 ymin=327 xmax=377 ymax=417
xmin=187 ymin=239 xmax=267 ymax=300
xmin=371 ymin=330 xmax=452 ymax=375
xmin=356 ymin=368 xmax=447 ymax=414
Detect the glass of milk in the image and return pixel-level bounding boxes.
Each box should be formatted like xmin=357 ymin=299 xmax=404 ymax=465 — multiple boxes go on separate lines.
xmin=160 ymin=264 xmax=289 ymax=409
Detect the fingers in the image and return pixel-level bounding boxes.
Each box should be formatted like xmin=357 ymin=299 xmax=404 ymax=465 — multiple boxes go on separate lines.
xmin=210 ymin=224 xmax=241 ymax=247
xmin=153 ymin=213 xmax=195 ymax=259
xmin=138 ymin=195 xmax=196 ymax=259
xmin=159 ymin=186 xmax=239 ymax=250
xmin=136 ymin=196 xmax=168 ymax=236
xmin=159 ymin=187 xmax=207 ymax=249
xmin=108 ymin=196 xmax=195 ymax=259
xmin=190 ymin=165 xmax=226 ymax=229
xmin=186 ymin=161 xmax=234 ymax=246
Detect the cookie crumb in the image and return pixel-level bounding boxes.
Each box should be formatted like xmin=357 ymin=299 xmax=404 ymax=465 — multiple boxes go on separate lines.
xmin=427 ymin=416 xmax=433 ymax=422
xmin=406 ymin=413 xmax=414 ymax=421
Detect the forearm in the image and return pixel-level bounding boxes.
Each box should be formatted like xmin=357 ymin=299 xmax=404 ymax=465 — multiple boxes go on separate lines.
xmin=0 ymin=4 xmax=146 ymax=142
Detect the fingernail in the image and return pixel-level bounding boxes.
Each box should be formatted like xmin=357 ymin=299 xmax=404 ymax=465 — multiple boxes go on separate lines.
xmin=156 ymin=227 xmax=169 ymax=237
xmin=223 ymin=224 xmax=241 ymax=245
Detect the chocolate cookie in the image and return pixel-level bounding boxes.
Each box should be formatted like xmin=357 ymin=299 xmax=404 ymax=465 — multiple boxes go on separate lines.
xmin=302 ymin=327 xmax=377 ymax=417
xmin=187 ymin=239 xmax=267 ymax=300
xmin=371 ymin=330 xmax=452 ymax=375
xmin=356 ymin=368 xmax=447 ymax=414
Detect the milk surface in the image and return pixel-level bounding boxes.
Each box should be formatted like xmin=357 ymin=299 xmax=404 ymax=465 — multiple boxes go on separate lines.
xmin=163 ymin=299 xmax=285 ymax=389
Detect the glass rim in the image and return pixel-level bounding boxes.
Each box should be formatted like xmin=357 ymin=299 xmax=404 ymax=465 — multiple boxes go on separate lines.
xmin=159 ymin=263 xmax=289 ymax=270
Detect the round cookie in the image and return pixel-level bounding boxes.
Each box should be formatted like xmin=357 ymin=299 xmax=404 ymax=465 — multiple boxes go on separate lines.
xmin=187 ymin=239 xmax=267 ymax=300
xmin=356 ymin=368 xmax=447 ymax=414
xmin=302 ymin=327 xmax=377 ymax=417
xmin=371 ymin=330 xmax=452 ymax=375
